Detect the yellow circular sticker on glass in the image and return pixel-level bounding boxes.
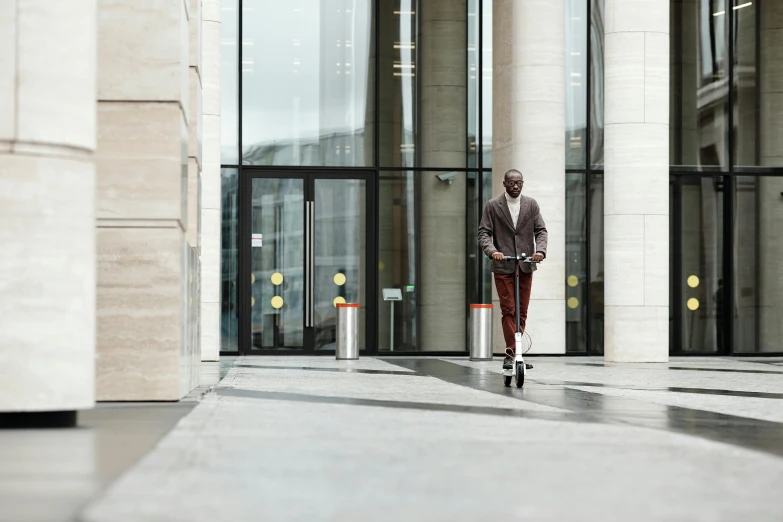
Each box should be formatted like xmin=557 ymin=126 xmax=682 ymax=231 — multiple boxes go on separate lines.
xmin=687 ymin=298 xmax=699 ymax=311
xmin=379 ymin=261 xmax=385 ymax=271
xmin=271 ymin=272 xmax=284 ymax=286
xmin=250 ymin=297 xmax=255 ymax=307
xmin=567 ymin=275 xmax=579 ymax=287
xmin=687 ymin=275 xmax=700 ymax=288
xmin=334 ymin=273 xmax=347 ymax=286
xmin=251 ymin=273 xmax=255 ymax=284
xmin=567 ymin=297 xmax=579 ymax=309
xmin=333 ymin=296 xmax=346 ymax=307
xmin=271 ymin=296 xmax=284 ymax=309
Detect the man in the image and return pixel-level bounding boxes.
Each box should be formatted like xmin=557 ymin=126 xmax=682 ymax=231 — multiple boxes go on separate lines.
xmin=477 ymin=169 xmax=548 ymax=369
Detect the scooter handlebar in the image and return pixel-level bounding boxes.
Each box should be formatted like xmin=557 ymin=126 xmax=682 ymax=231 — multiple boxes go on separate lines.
xmin=501 ymin=253 xmax=539 ymax=263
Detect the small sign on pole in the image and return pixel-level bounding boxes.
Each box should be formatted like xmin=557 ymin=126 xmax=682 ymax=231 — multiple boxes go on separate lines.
xmin=252 ymin=234 xmax=263 ymax=248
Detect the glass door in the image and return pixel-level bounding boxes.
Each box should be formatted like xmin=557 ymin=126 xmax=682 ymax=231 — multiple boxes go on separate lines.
xmin=243 ymin=172 xmax=375 ymax=354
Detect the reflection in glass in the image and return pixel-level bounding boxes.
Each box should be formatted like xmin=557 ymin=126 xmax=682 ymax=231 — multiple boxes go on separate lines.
xmin=378 ymin=171 xmax=467 ymax=351
xmin=482 ymin=0 xmax=493 ymax=168
xmin=378 ymin=171 xmax=418 ymax=350
xmin=378 ymin=0 xmax=467 ymax=169
xmin=735 ymin=176 xmax=783 ymax=353
xmin=734 ymin=1 xmax=783 ymax=167
xmin=241 ymin=0 xmax=374 ymax=166
xmin=313 ymin=179 xmax=367 ymax=350
xmin=588 ymin=174 xmax=604 ymax=354
xmin=468 ymin=0 xmax=479 ymax=169
xmin=566 ymin=0 xmax=587 ymax=168
xmin=671 ymin=175 xmax=724 ymax=353
xmin=566 ymin=174 xmax=587 ymax=352
xmin=589 ymin=0 xmax=604 ymax=166
xmin=670 ymin=0 xmax=729 ymax=168
xmin=220 ymin=168 xmax=239 ymax=352
xmin=220 ymin=0 xmax=239 ymax=165
xmin=250 ymin=178 xmax=305 ymax=350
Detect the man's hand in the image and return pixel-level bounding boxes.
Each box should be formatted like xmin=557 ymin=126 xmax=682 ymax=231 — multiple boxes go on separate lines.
xmin=491 ymin=252 xmax=505 ymax=261
xmin=532 ymin=252 xmax=544 ymax=262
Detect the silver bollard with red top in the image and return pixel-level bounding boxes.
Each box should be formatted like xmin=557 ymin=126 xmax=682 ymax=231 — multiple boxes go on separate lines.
xmin=469 ymin=304 xmax=493 ymax=361
xmin=336 ymin=303 xmax=360 ymax=360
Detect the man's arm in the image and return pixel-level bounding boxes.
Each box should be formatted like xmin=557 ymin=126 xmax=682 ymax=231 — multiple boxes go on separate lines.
xmin=478 ymin=202 xmax=498 ymax=258
xmin=533 ymin=200 xmax=548 ymax=260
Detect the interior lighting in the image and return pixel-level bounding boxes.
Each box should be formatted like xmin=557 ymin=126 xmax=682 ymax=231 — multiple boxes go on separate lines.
xmin=733 ymin=2 xmax=752 ymax=10
xmin=713 ymin=10 xmax=725 ymax=16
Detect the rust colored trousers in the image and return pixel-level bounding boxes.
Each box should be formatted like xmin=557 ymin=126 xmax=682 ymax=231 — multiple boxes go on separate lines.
xmin=493 ymin=270 xmax=533 ymax=349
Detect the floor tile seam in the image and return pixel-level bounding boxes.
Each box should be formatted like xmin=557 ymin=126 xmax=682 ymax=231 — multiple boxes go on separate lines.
xmin=564 ymin=385 xmax=783 ymax=423
xmin=532 ymin=380 xmax=783 ymax=400
xmin=212 ymin=387 xmax=600 ymax=426
xmin=213 ymin=384 xmax=555 ymax=412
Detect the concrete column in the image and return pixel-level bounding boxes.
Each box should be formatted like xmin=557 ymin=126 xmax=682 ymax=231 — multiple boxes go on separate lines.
xmin=604 ymin=0 xmax=669 ymax=362
xmin=201 ymin=0 xmax=221 ymax=361
xmin=758 ymin=2 xmax=783 ymax=352
xmin=492 ymin=0 xmax=566 ymax=354
xmin=188 ymin=0 xmax=203 ymax=379
xmin=418 ymin=0 xmax=467 ymax=352
xmin=0 ymin=0 xmax=96 ymax=419
xmin=96 ymin=0 xmax=197 ymax=399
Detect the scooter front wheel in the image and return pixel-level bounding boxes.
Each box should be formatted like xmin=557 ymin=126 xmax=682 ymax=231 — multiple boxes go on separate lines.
xmin=504 ymin=375 xmax=512 ymax=387
xmin=515 ymin=363 xmax=525 ymax=388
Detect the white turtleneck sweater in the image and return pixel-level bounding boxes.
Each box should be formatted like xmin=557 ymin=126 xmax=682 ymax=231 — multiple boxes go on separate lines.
xmin=505 ymin=192 xmax=521 ymax=229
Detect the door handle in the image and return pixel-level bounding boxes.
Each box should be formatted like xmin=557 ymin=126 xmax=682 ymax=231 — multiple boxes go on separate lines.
xmin=307 ymin=201 xmax=315 ymax=327
xmin=305 ymin=201 xmax=311 ymax=327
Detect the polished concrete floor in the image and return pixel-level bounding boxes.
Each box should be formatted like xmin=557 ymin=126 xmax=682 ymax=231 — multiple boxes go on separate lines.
xmin=4 ymin=356 xmax=783 ymax=521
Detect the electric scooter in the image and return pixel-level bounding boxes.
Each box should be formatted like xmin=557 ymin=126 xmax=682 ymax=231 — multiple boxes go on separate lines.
xmin=502 ymin=253 xmax=538 ymax=388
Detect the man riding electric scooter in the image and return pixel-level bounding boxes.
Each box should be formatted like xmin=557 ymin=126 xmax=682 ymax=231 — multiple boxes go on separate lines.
xmin=477 ymin=169 xmax=548 ymax=374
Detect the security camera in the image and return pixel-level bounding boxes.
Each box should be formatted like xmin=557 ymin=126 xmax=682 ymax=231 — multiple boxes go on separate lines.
xmin=436 ymin=172 xmax=458 ymax=185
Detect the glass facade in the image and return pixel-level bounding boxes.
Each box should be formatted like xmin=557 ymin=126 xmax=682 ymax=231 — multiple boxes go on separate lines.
xmin=219 ymin=0 xmax=783 ymax=356
xmin=669 ymin=0 xmax=783 ymax=354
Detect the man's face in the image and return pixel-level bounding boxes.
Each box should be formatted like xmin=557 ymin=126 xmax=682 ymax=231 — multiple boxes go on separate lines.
xmin=504 ymin=174 xmax=523 ymax=198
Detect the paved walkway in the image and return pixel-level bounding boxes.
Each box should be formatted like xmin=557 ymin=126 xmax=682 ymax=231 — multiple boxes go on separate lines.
xmin=78 ymin=356 xmax=783 ymax=522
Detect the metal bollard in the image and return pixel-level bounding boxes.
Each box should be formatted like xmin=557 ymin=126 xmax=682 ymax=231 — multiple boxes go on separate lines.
xmin=336 ymin=303 xmax=360 ymax=360
xmin=469 ymin=304 xmax=493 ymax=361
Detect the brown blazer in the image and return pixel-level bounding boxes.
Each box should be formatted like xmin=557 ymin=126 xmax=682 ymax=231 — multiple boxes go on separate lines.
xmin=478 ymin=194 xmax=548 ymax=275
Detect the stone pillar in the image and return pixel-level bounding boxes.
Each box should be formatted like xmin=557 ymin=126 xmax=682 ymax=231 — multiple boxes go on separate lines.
xmin=758 ymin=2 xmax=783 ymax=352
xmin=0 ymin=0 xmax=96 ymax=421
xmin=493 ymin=0 xmax=566 ymax=354
xmin=201 ymin=0 xmax=222 ymax=361
xmin=96 ymin=0 xmax=197 ymax=400
xmin=604 ymin=0 xmax=669 ymax=362
xmin=418 ymin=0 xmax=467 ymax=352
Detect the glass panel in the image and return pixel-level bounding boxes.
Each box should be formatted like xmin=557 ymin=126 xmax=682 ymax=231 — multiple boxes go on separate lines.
xmin=250 ymin=178 xmax=305 ymax=350
xmin=220 ymin=0 xmax=239 ymax=165
xmin=734 ymin=175 xmax=783 ymax=353
xmin=482 ymin=0 xmax=493 ymax=168
xmin=589 ymin=0 xmax=604 ymax=167
xmin=241 ymin=0 xmax=375 ymax=166
xmin=378 ymin=171 xmax=467 ymax=351
xmin=220 ymin=168 xmax=239 ymax=352
xmin=733 ymin=0 xmax=783 ymax=168
xmin=378 ymin=1 xmax=468 ymax=169
xmin=670 ymin=0 xmax=729 ymax=168
xmin=468 ymin=0 xmax=479 ymax=169
xmin=672 ymin=175 xmax=724 ymax=353
xmin=566 ymin=0 xmax=588 ymax=169
xmin=378 ymin=171 xmax=418 ymax=350
xmin=588 ymin=173 xmax=604 ymax=354
xmin=313 ymin=179 xmax=367 ymax=350
xmin=565 ymin=174 xmax=587 ymax=353
xmin=733 ymin=0 xmax=757 ymax=166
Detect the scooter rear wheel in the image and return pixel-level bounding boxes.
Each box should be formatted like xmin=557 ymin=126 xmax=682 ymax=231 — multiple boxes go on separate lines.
xmin=504 ymin=375 xmax=512 ymax=387
xmin=515 ymin=363 xmax=525 ymax=388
